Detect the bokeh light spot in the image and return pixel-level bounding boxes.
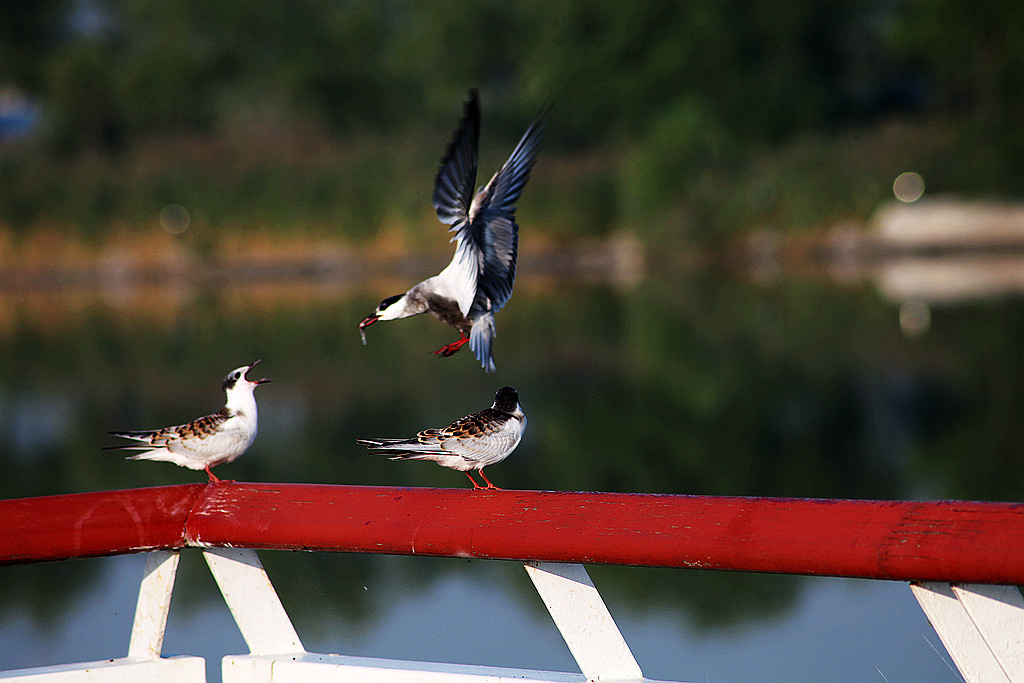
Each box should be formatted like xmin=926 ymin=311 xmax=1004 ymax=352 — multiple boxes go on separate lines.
xmin=159 ymin=204 xmax=190 ymax=234
xmin=893 ymin=172 xmax=925 ymax=203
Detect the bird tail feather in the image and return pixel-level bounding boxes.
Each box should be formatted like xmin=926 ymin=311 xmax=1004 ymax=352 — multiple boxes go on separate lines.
xmin=469 ymin=313 xmax=496 ymax=373
xmin=357 ymin=438 xmax=445 ymax=459
xmin=103 ymin=430 xmax=159 ymax=451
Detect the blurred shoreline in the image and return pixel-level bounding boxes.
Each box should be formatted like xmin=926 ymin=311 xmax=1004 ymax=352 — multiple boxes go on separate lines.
xmin=0 ymin=232 xmax=645 ymax=294
xmin=0 ymin=232 xmax=646 ymax=335
xmin=739 ymin=198 xmax=1024 ymax=304
xmin=6 ymin=197 xmax=1024 ymax=329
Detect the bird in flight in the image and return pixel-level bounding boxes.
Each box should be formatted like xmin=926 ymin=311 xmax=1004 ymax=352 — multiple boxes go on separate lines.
xmin=358 ymin=386 xmax=526 ymax=490
xmin=359 ymin=90 xmax=547 ymax=372
xmin=105 ymin=360 xmax=270 ymax=483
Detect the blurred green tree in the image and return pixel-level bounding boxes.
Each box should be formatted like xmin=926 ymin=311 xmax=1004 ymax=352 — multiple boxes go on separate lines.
xmin=2 ymin=0 xmax=1024 ymax=237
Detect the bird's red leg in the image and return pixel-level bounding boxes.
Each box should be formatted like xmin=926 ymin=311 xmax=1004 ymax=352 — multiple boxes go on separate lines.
xmin=465 ymin=471 xmax=486 ymax=489
xmin=477 ymin=468 xmax=502 ymax=491
xmin=434 ymin=332 xmax=470 ymax=358
xmin=205 ymin=465 xmax=222 ymax=484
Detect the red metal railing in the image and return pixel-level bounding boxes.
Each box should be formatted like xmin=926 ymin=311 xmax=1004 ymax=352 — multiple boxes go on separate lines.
xmin=2 ymin=483 xmax=1024 ymax=584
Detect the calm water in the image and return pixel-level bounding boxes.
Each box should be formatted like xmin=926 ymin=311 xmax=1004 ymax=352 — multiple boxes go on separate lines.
xmin=3 ymin=262 xmax=1022 ymax=681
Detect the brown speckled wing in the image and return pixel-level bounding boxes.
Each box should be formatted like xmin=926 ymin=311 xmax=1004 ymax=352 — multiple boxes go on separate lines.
xmin=416 ymin=428 xmax=444 ymax=443
xmin=146 ymin=409 xmax=231 ymax=446
xmin=425 ymin=408 xmax=514 ymax=462
xmin=440 ymin=408 xmax=504 ymax=440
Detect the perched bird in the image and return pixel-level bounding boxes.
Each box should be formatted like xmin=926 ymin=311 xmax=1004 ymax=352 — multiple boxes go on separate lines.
xmin=358 ymin=386 xmax=526 ymax=490
xmin=105 ymin=360 xmax=270 ymax=483
xmin=359 ymin=89 xmax=547 ymax=372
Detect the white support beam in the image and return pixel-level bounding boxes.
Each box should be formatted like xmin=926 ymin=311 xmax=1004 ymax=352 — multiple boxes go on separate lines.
xmin=129 ymin=551 xmax=180 ymax=659
xmin=0 ymin=550 xmax=205 ymax=683
xmin=222 ymin=653 xmax=586 ymax=683
xmin=523 ymin=562 xmax=644 ymax=682
xmin=0 ymin=657 xmax=205 ymax=682
xmin=202 ymin=548 xmax=304 ymax=656
xmin=911 ymin=582 xmax=1012 ymax=683
xmin=951 ymin=584 xmax=1024 ymax=679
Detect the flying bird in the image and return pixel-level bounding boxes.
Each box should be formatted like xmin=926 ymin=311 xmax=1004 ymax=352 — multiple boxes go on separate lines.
xmin=358 ymin=386 xmax=526 ymax=490
xmin=105 ymin=360 xmax=270 ymax=483
xmin=359 ymin=90 xmax=547 ymax=372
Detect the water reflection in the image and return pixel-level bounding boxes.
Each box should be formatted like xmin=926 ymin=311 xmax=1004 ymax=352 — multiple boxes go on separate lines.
xmin=1 ymin=266 xmax=1020 ymax=679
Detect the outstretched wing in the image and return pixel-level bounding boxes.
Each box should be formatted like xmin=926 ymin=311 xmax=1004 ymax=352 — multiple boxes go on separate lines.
xmin=429 ymin=90 xmax=482 ymax=316
xmin=432 ymin=90 xmax=480 ymax=228
xmin=433 ymin=91 xmax=548 ymax=320
xmin=468 ymin=106 xmax=547 ymax=315
xmin=472 ymin=110 xmax=548 ymax=219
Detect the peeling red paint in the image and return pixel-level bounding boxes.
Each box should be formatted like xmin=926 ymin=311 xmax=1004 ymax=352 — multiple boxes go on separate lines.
xmin=2 ymin=484 xmax=1023 ymax=583
xmin=0 ymin=484 xmax=204 ymax=564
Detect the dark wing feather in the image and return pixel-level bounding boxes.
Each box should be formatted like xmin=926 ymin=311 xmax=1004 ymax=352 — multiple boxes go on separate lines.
xmin=467 ymin=109 xmax=547 ymax=315
xmin=432 ymin=90 xmax=480 ymax=227
xmin=471 ymin=215 xmax=518 ymax=315
xmin=433 ymin=92 xmax=548 ymax=319
xmin=473 ymin=111 xmax=547 ymax=218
